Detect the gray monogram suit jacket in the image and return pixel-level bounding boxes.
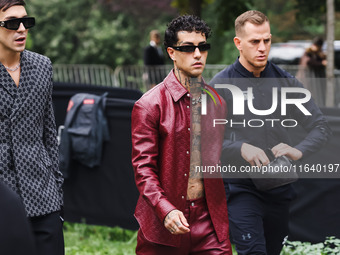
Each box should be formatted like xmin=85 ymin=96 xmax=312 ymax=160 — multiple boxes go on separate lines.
xmin=0 ymin=50 xmax=63 ymax=217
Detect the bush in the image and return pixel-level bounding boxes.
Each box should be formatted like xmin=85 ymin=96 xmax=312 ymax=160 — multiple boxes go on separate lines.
xmin=281 ymin=237 xmax=340 ymax=255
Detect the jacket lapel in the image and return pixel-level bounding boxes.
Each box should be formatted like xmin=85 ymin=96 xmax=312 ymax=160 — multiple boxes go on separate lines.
xmin=10 ymin=50 xmax=36 ymax=120
xmin=0 ymin=63 xmax=16 ymax=97
xmin=0 ymin=62 xmax=18 ymax=119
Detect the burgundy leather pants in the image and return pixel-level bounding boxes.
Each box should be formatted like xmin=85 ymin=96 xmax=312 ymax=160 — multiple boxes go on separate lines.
xmin=136 ymin=197 xmax=232 ymax=255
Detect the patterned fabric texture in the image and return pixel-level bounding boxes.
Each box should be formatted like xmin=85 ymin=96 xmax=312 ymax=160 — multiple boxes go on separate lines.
xmin=0 ymin=50 xmax=63 ymax=217
xmin=131 ymin=71 xmax=229 ymax=247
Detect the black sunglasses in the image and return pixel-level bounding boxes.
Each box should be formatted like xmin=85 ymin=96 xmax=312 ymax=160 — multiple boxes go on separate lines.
xmin=0 ymin=17 xmax=35 ymax=30
xmin=171 ymin=43 xmax=211 ymax=53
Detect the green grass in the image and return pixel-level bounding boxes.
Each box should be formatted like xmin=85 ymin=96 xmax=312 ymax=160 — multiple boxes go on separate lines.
xmin=64 ymin=222 xmax=137 ymax=255
xmin=64 ymin=221 xmax=240 ymax=254
xmin=64 ymin=221 xmax=339 ymax=255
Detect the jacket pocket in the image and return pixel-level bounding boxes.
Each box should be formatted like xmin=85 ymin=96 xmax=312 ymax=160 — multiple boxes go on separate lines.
xmin=67 ymin=126 xmax=92 ymax=159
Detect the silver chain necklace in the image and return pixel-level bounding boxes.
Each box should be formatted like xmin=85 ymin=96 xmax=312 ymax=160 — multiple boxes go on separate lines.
xmin=4 ymin=62 xmax=20 ymax=72
xmin=191 ymin=96 xmax=202 ymax=105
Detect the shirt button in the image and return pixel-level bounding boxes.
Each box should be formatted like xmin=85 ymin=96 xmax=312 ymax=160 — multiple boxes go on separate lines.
xmin=187 ymin=94 xmax=190 ymax=97
xmin=182 ymin=196 xmax=185 ymax=199
xmin=187 ymin=105 xmax=190 ymax=109
xmin=188 ymin=128 xmax=190 ymax=131
xmin=186 ymin=151 xmax=189 ymax=154
xmin=184 ymin=173 xmax=187 ymax=177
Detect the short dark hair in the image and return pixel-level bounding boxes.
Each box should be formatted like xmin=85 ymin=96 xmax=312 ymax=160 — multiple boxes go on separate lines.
xmin=164 ymin=15 xmax=211 ymax=48
xmin=235 ymin=10 xmax=269 ymax=36
xmin=0 ymin=0 xmax=25 ymax=12
xmin=313 ymin=36 xmax=324 ymax=47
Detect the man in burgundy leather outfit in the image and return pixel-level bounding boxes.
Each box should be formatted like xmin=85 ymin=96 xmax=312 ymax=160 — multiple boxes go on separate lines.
xmin=131 ymin=15 xmax=232 ymax=254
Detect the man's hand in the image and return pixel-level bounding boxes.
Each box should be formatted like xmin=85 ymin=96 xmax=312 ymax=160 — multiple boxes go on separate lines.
xmin=271 ymin=143 xmax=303 ymax=161
xmin=164 ymin=209 xmax=190 ymax=235
xmin=241 ymin=143 xmax=270 ymax=167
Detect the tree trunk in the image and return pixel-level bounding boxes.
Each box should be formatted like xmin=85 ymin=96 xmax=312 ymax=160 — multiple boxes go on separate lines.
xmin=326 ymin=0 xmax=335 ymax=107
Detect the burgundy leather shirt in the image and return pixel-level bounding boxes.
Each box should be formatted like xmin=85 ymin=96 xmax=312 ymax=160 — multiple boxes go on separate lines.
xmin=131 ymin=70 xmax=229 ymax=247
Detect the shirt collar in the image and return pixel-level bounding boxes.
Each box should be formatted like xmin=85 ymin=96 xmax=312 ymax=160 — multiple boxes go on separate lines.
xmin=164 ymin=70 xmax=189 ymax=102
xmin=234 ymin=57 xmax=270 ymax=78
xmin=150 ymin=41 xmax=157 ymax=47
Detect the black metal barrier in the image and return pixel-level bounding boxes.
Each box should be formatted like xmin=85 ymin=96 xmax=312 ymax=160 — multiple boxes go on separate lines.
xmin=53 ymin=83 xmax=142 ymax=230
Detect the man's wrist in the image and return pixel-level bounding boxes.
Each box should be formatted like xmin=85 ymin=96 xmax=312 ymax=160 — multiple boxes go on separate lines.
xmin=155 ymin=199 xmax=177 ymax=222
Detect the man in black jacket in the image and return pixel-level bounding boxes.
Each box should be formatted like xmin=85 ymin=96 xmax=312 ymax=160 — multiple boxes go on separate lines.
xmin=210 ymin=10 xmax=331 ymax=255
xmin=143 ymin=30 xmax=165 ymax=87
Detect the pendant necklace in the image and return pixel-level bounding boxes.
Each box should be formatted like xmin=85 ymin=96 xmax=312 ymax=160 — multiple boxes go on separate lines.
xmin=191 ymin=96 xmax=202 ymax=105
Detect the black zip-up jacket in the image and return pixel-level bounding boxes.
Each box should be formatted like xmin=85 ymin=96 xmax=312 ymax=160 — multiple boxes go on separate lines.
xmin=209 ymin=58 xmax=331 ymax=185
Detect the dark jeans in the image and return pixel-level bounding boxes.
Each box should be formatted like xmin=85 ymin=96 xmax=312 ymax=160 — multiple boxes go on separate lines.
xmin=30 ymin=211 xmax=65 ymax=255
xmin=225 ymin=183 xmax=295 ymax=255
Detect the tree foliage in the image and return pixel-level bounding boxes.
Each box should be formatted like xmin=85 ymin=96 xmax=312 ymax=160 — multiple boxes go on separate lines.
xmin=171 ymin=0 xmax=214 ymax=17
xmin=25 ymin=0 xmax=340 ymax=67
xmin=208 ymin=0 xmax=253 ymax=34
xmin=27 ymin=0 xmax=142 ymax=67
xmin=250 ymin=0 xmax=304 ymax=42
xmin=98 ymin=0 xmax=177 ymax=35
xmin=171 ymin=0 xmax=252 ymax=33
xmin=295 ymin=0 xmax=340 ymax=21
xmin=200 ymin=0 xmax=253 ymax=64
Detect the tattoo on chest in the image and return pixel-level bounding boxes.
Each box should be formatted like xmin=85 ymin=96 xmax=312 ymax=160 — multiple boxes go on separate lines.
xmin=189 ymin=80 xmax=203 ymax=180
xmin=174 ymin=72 xmax=205 ymax=196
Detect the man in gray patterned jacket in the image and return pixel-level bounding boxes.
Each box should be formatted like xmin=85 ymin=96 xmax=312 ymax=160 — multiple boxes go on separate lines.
xmin=0 ymin=0 xmax=64 ymax=254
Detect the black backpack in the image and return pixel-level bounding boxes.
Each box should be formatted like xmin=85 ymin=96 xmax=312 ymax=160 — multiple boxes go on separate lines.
xmin=59 ymin=93 xmax=110 ymax=178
